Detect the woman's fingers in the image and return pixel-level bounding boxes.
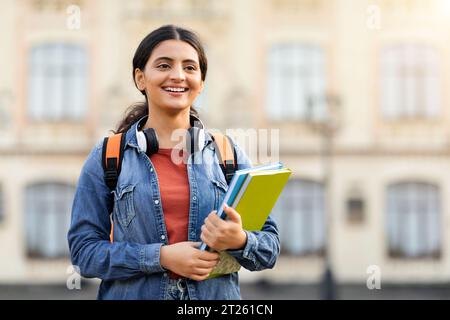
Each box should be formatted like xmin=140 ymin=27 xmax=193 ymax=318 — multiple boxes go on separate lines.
xmin=204 ymin=212 xmax=222 ymax=230
xmin=200 ymin=226 xmax=212 ymax=244
xmin=198 ymin=249 xmax=220 ymax=261
xmin=193 ymin=267 xmax=215 ymax=275
xmin=195 ymin=258 xmax=219 ymax=269
xmin=187 ymin=269 xmax=212 ymax=281
xmin=190 ymin=274 xmax=210 ymax=281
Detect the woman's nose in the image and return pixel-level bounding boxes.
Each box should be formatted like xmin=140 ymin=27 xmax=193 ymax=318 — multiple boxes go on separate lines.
xmin=169 ymin=64 xmax=186 ymax=81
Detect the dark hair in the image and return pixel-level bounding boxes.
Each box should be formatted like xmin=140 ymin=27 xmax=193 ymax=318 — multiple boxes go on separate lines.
xmin=114 ymin=24 xmax=207 ymax=134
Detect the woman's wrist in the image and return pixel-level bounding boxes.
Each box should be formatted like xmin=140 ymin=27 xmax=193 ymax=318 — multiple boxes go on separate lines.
xmin=233 ymin=230 xmax=248 ymax=250
xmin=159 ymin=245 xmax=170 ymax=270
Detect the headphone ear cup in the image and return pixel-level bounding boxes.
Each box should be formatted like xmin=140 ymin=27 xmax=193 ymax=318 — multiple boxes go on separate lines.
xmin=136 ymin=130 xmax=147 ymax=153
xmin=143 ymin=128 xmax=159 ymax=156
xmin=198 ymin=128 xmax=205 ymax=153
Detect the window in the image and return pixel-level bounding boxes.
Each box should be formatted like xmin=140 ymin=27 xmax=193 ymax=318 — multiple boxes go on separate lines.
xmin=267 ymin=44 xmax=326 ymax=121
xmin=25 ymin=183 xmax=75 ymax=258
xmin=381 ymin=45 xmax=440 ymax=119
xmin=28 ymin=43 xmax=88 ymax=121
xmin=386 ymin=182 xmax=441 ymax=258
xmin=272 ymin=180 xmax=325 ymax=256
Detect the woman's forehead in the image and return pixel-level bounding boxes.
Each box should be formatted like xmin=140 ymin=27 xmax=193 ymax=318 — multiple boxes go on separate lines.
xmin=150 ymin=39 xmax=199 ymax=63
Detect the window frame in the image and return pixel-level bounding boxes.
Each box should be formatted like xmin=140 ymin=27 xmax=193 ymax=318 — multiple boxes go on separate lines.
xmin=380 ymin=44 xmax=440 ymax=120
xmin=27 ymin=43 xmax=88 ymax=122
xmin=266 ymin=44 xmax=327 ymax=122
xmin=385 ymin=181 xmax=441 ymax=259
xmin=272 ymin=179 xmax=326 ymax=257
xmin=24 ymin=182 xmax=76 ymax=259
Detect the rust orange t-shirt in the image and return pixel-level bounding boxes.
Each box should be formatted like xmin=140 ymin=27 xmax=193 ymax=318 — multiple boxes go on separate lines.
xmin=150 ymin=148 xmax=190 ymax=279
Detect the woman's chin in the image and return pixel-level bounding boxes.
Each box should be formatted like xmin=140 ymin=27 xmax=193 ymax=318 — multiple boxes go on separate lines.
xmin=161 ymin=102 xmax=191 ymax=113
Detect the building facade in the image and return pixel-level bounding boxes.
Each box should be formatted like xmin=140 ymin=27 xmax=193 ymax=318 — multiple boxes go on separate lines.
xmin=1 ymin=0 xmax=450 ymax=289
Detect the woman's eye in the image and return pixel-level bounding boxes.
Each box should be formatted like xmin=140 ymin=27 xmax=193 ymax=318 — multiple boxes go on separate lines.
xmin=157 ymin=64 xmax=196 ymax=71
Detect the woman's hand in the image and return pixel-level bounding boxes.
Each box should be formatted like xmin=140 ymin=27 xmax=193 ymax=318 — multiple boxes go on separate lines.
xmin=160 ymin=242 xmax=220 ymax=281
xmin=200 ymin=204 xmax=248 ymax=252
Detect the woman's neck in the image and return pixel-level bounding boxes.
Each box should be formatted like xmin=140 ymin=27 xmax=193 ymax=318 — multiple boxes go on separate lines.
xmin=143 ymin=107 xmax=191 ymax=149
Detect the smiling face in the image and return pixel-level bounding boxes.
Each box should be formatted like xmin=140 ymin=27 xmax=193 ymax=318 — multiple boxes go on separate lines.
xmin=134 ymin=39 xmax=204 ymax=115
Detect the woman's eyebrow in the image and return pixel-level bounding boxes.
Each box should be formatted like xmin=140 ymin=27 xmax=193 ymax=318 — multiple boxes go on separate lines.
xmin=154 ymin=56 xmax=199 ymax=65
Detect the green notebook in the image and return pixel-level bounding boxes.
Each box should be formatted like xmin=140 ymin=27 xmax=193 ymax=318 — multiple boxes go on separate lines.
xmin=207 ymin=167 xmax=292 ymax=279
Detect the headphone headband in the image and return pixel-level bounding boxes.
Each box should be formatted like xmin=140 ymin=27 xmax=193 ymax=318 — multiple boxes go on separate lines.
xmin=135 ymin=114 xmax=206 ymax=156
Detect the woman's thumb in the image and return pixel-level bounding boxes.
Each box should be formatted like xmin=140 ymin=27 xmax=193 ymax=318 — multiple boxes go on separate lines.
xmin=224 ymin=204 xmax=240 ymax=222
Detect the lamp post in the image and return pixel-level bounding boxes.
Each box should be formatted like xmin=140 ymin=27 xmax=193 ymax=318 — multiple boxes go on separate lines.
xmin=306 ymin=93 xmax=341 ymax=300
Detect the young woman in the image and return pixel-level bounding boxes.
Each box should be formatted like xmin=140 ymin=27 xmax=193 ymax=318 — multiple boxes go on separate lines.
xmin=68 ymin=24 xmax=280 ymax=300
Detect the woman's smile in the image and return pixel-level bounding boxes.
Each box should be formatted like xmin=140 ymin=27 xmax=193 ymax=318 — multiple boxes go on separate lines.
xmin=161 ymin=86 xmax=190 ymax=97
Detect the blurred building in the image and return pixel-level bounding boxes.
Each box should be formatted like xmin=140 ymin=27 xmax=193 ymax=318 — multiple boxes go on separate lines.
xmin=1 ymin=0 xmax=450 ymax=297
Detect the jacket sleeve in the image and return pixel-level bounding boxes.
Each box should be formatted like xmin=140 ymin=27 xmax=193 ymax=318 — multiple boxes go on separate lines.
xmin=225 ymin=139 xmax=281 ymax=271
xmin=67 ymin=140 xmax=166 ymax=281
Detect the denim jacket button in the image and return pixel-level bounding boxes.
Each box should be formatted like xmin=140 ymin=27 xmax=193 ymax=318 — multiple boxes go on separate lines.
xmin=154 ymin=200 xmax=159 ymax=205
xmin=160 ymin=235 xmax=165 ymax=240
xmin=192 ymin=196 xmax=197 ymax=201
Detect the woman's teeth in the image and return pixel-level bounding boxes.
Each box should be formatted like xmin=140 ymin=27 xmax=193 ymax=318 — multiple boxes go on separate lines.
xmin=163 ymin=87 xmax=188 ymax=92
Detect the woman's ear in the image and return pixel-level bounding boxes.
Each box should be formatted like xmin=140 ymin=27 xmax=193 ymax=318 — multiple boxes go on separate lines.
xmin=134 ymin=68 xmax=146 ymax=91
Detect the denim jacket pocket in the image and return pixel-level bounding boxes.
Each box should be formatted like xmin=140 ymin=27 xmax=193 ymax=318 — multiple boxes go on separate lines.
xmin=211 ymin=178 xmax=228 ymax=210
xmin=113 ymin=184 xmax=137 ymax=228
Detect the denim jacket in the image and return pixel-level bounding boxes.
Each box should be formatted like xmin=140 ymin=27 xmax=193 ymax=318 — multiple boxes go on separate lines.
xmin=67 ymin=121 xmax=280 ymax=300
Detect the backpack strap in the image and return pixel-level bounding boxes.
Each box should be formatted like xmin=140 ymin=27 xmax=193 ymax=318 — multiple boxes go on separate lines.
xmin=210 ymin=132 xmax=238 ymax=185
xmin=101 ymin=133 xmax=126 ymax=243
xmin=101 ymin=133 xmax=126 ymax=191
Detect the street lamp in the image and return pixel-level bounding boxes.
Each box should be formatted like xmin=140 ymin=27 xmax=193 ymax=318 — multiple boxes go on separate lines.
xmin=306 ymin=93 xmax=341 ymax=300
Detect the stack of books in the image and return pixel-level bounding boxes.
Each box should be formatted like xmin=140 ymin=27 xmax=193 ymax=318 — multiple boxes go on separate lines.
xmin=199 ymin=162 xmax=292 ymax=279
